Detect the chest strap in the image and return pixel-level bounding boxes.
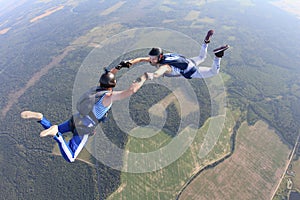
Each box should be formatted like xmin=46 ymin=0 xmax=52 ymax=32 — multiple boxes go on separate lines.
xmin=180 ymin=66 xmax=197 ymax=79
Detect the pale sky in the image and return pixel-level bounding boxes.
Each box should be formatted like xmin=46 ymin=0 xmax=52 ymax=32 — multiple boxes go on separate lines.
xmin=271 ymin=0 xmax=300 ymax=19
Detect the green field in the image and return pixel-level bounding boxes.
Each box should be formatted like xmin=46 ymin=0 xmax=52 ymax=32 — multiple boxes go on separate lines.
xmin=275 ymin=156 xmax=300 ymax=199
xmin=1 ymin=1 xmax=300 ymax=199
xmin=179 ymin=120 xmax=290 ymax=200
xmin=107 ymin=110 xmax=235 ymax=199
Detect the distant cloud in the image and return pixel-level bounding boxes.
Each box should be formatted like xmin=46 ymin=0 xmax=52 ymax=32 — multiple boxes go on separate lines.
xmin=271 ymin=0 xmax=300 ymax=19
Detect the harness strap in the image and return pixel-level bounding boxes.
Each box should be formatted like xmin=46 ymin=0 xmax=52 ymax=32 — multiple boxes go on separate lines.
xmin=88 ymin=110 xmax=108 ymax=124
xmin=180 ymin=66 xmax=197 ymax=79
xmin=69 ymin=111 xmax=108 ymax=136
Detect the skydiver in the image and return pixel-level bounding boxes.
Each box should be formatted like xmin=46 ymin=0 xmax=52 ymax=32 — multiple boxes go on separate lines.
xmin=118 ymin=30 xmax=229 ymax=80
xmin=21 ymin=67 xmax=148 ymax=163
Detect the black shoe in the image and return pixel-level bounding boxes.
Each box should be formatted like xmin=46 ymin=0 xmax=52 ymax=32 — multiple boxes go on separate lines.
xmin=213 ymin=45 xmax=229 ymax=57
xmin=204 ymin=30 xmax=214 ymax=44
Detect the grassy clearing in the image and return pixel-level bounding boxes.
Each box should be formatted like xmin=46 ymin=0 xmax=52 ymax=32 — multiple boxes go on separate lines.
xmin=30 ymin=5 xmax=64 ymax=23
xmin=100 ymin=1 xmax=126 ymax=16
xmin=292 ymin=158 xmax=300 ymax=189
xmin=148 ymin=88 xmax=199 ymax=118
xmin=179 ymin=121 xmax=290 ymax=200
xmin=272 ymin=153 xmax=300 ymax=200
xmin=107 ymin=109 xmax=234 ymax=200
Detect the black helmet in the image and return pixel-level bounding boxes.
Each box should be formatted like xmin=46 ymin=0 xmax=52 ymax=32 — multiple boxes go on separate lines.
xmin=148 ymin=47 xmax=163 ymax=57
xmin=99 ymin=69 xmax=116 ymax=88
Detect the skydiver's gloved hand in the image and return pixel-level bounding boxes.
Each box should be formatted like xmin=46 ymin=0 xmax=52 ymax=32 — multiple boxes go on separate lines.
xmin=144 ymin=72 xmax=154 ymax=80
xmin=116 ymin=60 xmax=132 ymax=70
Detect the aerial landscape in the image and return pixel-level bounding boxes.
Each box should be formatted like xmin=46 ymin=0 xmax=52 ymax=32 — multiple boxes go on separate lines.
xmin=0 ymin=0 xmax=300 ymax=199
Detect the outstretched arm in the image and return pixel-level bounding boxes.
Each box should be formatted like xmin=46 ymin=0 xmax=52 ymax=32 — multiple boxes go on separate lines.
xmin=116 ymin=57 xmax=150 ymax=70
xmin=110 ymin=57 xmax=147 ymax=74
xmin=145 ymin=64 xmax=172 ymax=80
xmin=111 ymin=73 xmax=148 ymax=102
xmin=110 ymin=67 xmax=119 ymax=75
xmin=127 ymin=57 xmax=150 ymax=65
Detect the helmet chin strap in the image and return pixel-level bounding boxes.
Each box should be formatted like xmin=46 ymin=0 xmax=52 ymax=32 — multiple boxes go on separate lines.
xmin=104 ymin=67 xmax=110 ymax=73
xmin=158 ymin=54 xmax=163 ymax=62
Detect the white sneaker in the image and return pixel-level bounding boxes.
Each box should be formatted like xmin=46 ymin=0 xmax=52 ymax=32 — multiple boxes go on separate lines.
xmin=21 ymin=111 xmax=43 ymax=120
xmin=40 ymin=125 xmax=58 ymax=137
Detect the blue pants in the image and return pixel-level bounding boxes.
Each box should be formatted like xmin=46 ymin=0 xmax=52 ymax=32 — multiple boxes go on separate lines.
xmin=39 ymin=117 xmax=89 ymax=163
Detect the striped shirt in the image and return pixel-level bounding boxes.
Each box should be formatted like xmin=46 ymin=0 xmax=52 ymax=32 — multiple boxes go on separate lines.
xmin=92 ymin=92 xmax=112 ymax=120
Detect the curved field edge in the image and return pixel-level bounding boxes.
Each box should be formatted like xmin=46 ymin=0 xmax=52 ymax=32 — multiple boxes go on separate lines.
xmin=178 ymin=120 xmax=290 ymax=200
xmin=107 ymin=108 xmax=235 ymax=200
